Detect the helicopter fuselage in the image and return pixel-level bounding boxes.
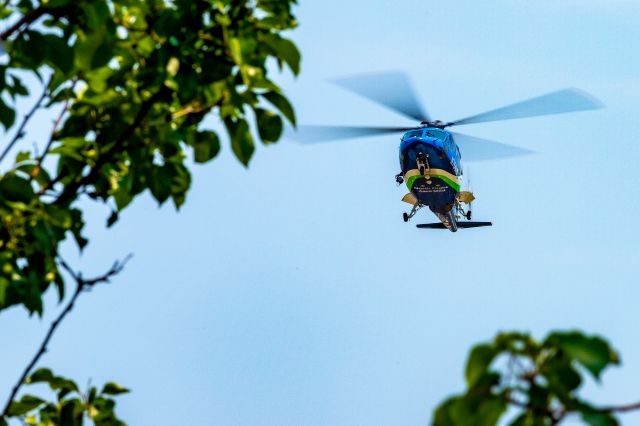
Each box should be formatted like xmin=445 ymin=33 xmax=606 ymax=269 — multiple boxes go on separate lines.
xmin=399 ymin=128 xmax=463 ymax=230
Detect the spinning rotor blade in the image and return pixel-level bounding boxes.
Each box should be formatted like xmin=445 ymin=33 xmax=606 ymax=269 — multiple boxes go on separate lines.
xmin=287 ymin=125 xmax=414 ymax=143
xmin=447 ymin=88 xmax=603 ymax=127
xmin=451 ymin=132 xmax=535 ymax=161
xmin=332 ymin=72 xmax=430 ymax=122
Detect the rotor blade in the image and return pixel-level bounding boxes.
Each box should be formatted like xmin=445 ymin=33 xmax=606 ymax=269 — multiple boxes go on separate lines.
xmin=286 ymin=125 xmax=414 ymax=143
xmin=332 ymin=72 xmax=430 ymax=122
xmin=447 ymin=88 xmax=603 ymax=127
xmin=451 ymin=132 xmax=535 ymax=161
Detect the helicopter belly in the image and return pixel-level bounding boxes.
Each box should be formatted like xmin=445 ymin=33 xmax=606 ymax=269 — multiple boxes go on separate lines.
xmin=403 ymin=167 xmax=460 ymax=213
xmin=412 ymin=177 xmax=457 ymax=213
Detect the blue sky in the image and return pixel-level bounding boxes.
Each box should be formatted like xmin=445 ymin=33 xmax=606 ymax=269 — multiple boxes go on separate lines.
xmin=1 ymin=1 xmax=639 ymax=424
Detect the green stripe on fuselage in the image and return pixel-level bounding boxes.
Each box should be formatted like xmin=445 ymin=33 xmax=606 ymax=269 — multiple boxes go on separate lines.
xmin=405 ymin=170 xmax=461 ymax=193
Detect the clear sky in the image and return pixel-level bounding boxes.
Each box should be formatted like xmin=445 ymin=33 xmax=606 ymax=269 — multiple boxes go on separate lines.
xmin=1 ymin=1 xmax=639 ymax=424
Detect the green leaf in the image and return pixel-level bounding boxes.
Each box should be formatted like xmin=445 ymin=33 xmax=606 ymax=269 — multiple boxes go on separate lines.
xmin=508 ymin=413 xmax=540 ymax=426
xmin=27 ymin=368 xmax=55 ymax=384
xmin=528 ymin=383 xmax=551 ymax=409
xmin=166 ymin=57 xmax=180 ymax=77
xmin=225 ymin=118 xmax=255 ymax=166
xmin=0 ymin=97 xmax=16 ymax=130
xmin=43 ymin=34 xmax=74 ymax=73
xmin=82 ymin=0 xmax=111 ymax=31
xmin=465 ymin=344 xmax=497 ymax=387
xmin=475 ymin=397 xmax=507 ymax=426
xmin=46 ymin=0 xmax=75 ymax=8
xmin=542 ymin=358 xmax=582 ymax=398
xmin=581 ymin=411 xmax=619 ymax=426
xmin=149 ymin=166 xmax=172 ymax=205
xmin=10 ymin=76 xmax=28 ymax=97
xmin=546 ymin=332 xmax=618 ymax=379
xmin=91 ymin=37 xmax=115 ymax=70
xmin=229 ymin=37 xmax=243 ymax=64
xmin=113 ymin=174 xmax=134 ymax=211
xmin=263 ymin=35 xmax=300 ymax=75
xmin=101 ymin=382 xmax=130 ymax=395
xmin=0 ymin=277 xmax=8 ymax=306
xmin=27 ymin=368 xmax=79 ymax=395
xmin=107 ymin=210 xmax=119 ymax=228
xmin=11 ymin=31 xmax=46 ymax=69
xmin=74 ymin=28 xmax=106 ymax=71
xmin=255 ymin=108 xmax=283 ymax=144
xmin=168 ymin=162 xmax=191 ymax=210
xmin=59 ymin=398 xmax=83 ymax=425
xmin=54 ymin=273 xmax=65 ymax=302
xmin=7 ymin=395 xmax=45 ymax=416
xmin=16 ymin=163 xmax=52 ymax=187
xmin=432 ymin=397 xmax=466 ymax=426
xmin=0 ymin=174 xmax=34 ymax=203
xmin=191 ymin=130 xmax=221 ymax=163
xmin=262 ymin=91 xmax=296 ymax=126
xmin=15 ymin=151 xmax=30 ymax=163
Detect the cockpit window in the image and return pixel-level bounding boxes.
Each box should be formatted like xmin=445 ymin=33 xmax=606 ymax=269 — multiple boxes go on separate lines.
xmin=425 ymin=129 xmax=447 ymax=140
xmin=403 ymin=130 xmax=423 ymax=140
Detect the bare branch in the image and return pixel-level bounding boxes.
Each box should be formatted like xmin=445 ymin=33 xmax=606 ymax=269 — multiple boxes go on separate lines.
xmin=0 ymin=254 xmax=132 ymax=419
xmin=35 ymin=84 xmax=76 ymax=170
xmin=599 ymin=401 xmax=640 ymax=414
xmin=0 ymin=79 xmax=49 ymax=165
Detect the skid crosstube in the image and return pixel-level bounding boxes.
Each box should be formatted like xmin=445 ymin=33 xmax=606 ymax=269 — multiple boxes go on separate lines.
xmin=416 ymin=221 xmax=492 ymax=229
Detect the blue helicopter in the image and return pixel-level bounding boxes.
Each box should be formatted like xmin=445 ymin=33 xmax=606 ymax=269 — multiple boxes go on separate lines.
xmin=292 ymin=72 xmax=602 ymax=232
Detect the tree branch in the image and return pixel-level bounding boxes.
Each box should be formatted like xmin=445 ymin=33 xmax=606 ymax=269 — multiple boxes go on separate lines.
xmin=0 ymin=79 xmax=49 ymax=165
xmin=599 ymin=401 xmax=640 ymax=414
xmin=35 ymin=85 xmax=74 ymax=170
xmin=0 ymin=255 xmax=132 ymax=419
xmin=0 ymin=6 xmax=47 ymax=41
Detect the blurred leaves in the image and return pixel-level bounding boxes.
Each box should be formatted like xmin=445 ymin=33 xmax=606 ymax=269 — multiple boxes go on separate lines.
xmin=5 ymin=368 xmax=128 ymax=425
xmin=432 ymin=330 xmax=625 ymax=426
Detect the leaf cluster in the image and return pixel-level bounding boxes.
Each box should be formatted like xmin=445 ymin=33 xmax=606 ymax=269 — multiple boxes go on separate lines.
xmin=2 ymin=368 xmax=128 ymax=426
xmin=0 ymin=0 xmax=299 ymax=315
xmin=433 ymin=331 xmax=621 ymax=426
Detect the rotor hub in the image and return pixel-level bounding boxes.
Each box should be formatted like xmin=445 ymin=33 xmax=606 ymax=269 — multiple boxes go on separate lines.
xmin=421 ymin=120 xmax=446 ymax=129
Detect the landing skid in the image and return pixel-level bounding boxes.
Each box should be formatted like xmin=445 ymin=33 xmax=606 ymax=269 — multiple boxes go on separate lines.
xmin=403 ymin=203 xmax=423 ymax=222
xmin=416 ymin=221 xmax=493 ymax=229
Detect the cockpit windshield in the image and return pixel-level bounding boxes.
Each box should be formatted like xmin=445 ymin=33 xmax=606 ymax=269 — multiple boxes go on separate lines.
xmin=424 ymin=129 xmax=447 ymax=140
xmin=402 ymin=130 xmax=423 ymax=140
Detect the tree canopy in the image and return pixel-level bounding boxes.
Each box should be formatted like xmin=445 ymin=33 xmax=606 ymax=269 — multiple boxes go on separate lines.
xmin=0 ymin=0 xmax=299 ymax=316
xmin=0 ymin=0 xmax=299 ymax=424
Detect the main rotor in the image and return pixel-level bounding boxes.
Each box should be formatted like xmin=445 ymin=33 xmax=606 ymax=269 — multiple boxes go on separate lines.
xmin=420 ymin=120 xmax=448 ymax=129
xmin=288 ymin=71 xmax=603 ymax=161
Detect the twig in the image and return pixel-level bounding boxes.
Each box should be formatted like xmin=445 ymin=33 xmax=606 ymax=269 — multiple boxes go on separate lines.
xmin=35 ymin=87 xmax=74 ymax=170
xmin=0 ymin=255 xmax=132 ymax=418
xmin=0 ymin=80 xmax=49 ymax=165
xmin=507 ymin=394 xmax=640 ymax=423
xmin=599 ymin=401 xmax=640 ymax=414
xmin=0 ymin=6 xmax=47 ymax=41
xmin=505 ymin=395 xmax=558 ymax=420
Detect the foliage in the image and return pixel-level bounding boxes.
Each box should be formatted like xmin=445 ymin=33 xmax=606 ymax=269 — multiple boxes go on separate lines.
xmin=432 ymin=330 xmax=628 ymax=426
xmin=0 ymin=0 xmax=299 ymax=424
xmin=0 ymin=0 xmax=299 ymax=316
xmin=1 ymin=368 xmax=128 ymax=426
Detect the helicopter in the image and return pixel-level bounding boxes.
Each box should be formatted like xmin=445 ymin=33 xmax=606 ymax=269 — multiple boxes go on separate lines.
xmin=289 ymin=72 xmax=603 ymax=232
